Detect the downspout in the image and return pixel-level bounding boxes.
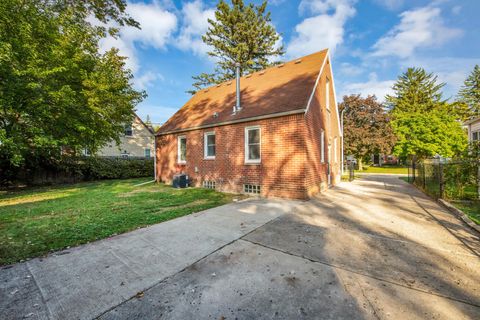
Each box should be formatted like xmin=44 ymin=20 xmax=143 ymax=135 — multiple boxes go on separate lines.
xmin=340 ymin=108 xmax=345 ymax=175
xmin=153 ymin=135 xmax=157 ymax=181
xmin=235 ymin=62 xmax=241 ymax=112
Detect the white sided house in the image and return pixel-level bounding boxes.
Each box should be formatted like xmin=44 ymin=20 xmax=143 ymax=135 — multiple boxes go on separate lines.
xmin=465 ymin=117 xmax=480 ymax=142
xmin=94 ymin=114 xmax=154 ymax=158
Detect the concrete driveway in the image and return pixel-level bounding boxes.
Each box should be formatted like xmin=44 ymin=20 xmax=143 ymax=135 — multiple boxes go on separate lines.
xmin=1 ymin=175 xmax=479 ymax=319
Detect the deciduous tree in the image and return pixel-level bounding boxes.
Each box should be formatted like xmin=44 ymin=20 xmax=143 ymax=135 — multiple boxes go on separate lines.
xmin=387 ymin=68 xmax=467 ymax=159
xmin=339 ymin=95 xmax=395 ymax=170
xmin=0 ymin=0 xmax=144 ymax=168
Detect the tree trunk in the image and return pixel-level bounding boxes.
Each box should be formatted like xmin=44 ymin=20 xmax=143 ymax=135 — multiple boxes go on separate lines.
xmin=358 ymin=158 xmax=363 ymax=171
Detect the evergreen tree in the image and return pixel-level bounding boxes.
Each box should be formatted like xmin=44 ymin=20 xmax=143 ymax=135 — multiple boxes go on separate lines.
xmin=339 ymin=95 xmax=396 ymax=170
xmin=458 ymin=65 xmax=480 ymax=117
xmin=386 ymin=67 xmax=445 ymax=113
xmin=145 ymin=115 xmax=152 ymax=126
xmin=189 ymin=0 xmax=284 ymax=94
xmin=387 ymin=68 xmax=467 ymax=159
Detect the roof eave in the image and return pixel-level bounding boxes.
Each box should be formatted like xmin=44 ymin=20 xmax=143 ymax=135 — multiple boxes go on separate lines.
xmin=156 ymin=108 xmax=306 ymax=136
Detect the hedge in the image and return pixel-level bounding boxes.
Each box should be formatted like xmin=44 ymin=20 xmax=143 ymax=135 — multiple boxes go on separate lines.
xmin=0 ymin=156 xmax=154 ymax=187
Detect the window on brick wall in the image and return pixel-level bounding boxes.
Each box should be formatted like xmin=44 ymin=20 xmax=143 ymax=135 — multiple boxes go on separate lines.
xmin=203 ymin=180 xmax=216 ymax=189
xmin=204 ymin=132 xmax=216 ymax=159
xmin=320 ymin=130 xmax=325 ymax=163
xmin=245 ymin=126 xmax=261 ymax=163
xmin=326 ymin=78 xmax=330 ymax=110
xmin=244 ymin=184 xmax=261 ymax=194
xmin=178 ymin=135 xmax=186 ymax=163
xmin=333 ymin=137 xmax=337 ymax=163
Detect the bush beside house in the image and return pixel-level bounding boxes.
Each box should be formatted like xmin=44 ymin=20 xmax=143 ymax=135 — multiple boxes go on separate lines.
xmin=1 ymin=156 xmax=154 ymax=188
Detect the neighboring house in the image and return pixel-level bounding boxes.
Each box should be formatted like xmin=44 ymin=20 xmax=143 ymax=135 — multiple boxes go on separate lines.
xmin=465 ymin=117 xmax=480 ymax=142
xmin=372 ymin=154 xmax=399 ymax=166
xmin=155 ymin=49 xmax=342 ymax=199
xmin=95 ymin=114 xmax=154 ymax=158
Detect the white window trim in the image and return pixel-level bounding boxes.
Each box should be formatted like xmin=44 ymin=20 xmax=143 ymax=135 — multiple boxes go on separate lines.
xmin=326 ymin=78 xmax=330 ymax=111
xmin=245 ymin=126 xmax=261 ymax=164
xmin=333 ymin=137 xmax=337 ymax=163
xmin=144 ymin=148 xmax=151 ymax=158
xmin=177 ymin=135 xmax=186 ymax=164
xmin=124 ymin=124 xmax=134 ymax=137
xmin=320 ymin=130 xmax=325 ymax=163
xmin=204 ymin=131 xmax=216 ymax=159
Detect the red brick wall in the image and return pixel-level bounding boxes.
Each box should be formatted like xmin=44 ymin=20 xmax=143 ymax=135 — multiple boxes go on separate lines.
xmin=304 ymin=59 xmax=342 ymax=196
xmin=156 ymin=60 xmax=342 ymax=200
xmin=156 ymin=114 xmax=309 ymax=199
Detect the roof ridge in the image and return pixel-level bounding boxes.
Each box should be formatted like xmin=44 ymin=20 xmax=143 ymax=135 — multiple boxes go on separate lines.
xmin=196 ymin=49 xmax=329 ymax=93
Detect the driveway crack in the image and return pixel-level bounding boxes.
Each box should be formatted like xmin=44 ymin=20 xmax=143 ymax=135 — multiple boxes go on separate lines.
xmin=241 ymin=238 xmax=480 ymax=308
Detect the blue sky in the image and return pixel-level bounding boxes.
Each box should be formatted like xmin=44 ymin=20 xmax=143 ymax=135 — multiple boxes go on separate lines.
xmin=98 ymin=0 xmax=480 ymax=124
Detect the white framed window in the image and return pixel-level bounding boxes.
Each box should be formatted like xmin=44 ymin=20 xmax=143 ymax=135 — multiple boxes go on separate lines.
xmin=245 ymin=126 xmax=261 ymax=164
xmin=333 ymin=137 xmax=337 ymax=163
xmin=204 ymin=132 xmax=216 ymax=159
xmin=124 ymin=124 xmax=133 ymax=137
xmin=473 ymin=131 xmax=479 ymax=141
xmin=326 ymin=78 xmax=330 ymax=110
xmin=144 ymin=148 xmax=151 ymax=158
xmin=320 ymin=130 xmax=325 ymax=163
xmin=177 ymin=135 xmax=186 ymax=164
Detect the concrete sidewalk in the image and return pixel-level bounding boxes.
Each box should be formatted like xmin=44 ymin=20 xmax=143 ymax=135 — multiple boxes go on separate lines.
xmin=2 ymin=175 xmax=480 ymax=319
xmin=0 ymin=199 xmax=301 ymax=320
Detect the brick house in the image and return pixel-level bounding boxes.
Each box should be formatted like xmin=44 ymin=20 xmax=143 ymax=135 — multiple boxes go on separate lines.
xmin=155 ymin=49 xmax=342 ymax=199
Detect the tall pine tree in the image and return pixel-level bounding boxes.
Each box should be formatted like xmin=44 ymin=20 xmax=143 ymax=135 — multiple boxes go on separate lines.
xmin=189 ymin=0 xmax=284 ymax=94
xmin=387 ymin=68 xmax=466 ymax=159
xmin=458 ymin=65 xmax=480 ymax=117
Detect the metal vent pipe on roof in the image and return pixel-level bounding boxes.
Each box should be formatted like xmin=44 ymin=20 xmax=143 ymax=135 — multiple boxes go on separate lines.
xmin=235 ymin=62 xmax=241 ymax=112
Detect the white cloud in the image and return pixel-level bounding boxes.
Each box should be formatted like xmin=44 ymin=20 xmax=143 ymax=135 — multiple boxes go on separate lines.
xmin=338 ymin=62 xmax=364 ymax=77
xmin=372 ymin=0 xmax=404 ymax=11
xmin=98 ymin=1 xmax=177 ymax=73
xmin=176 ymin=0 xmax=215 ymax=56
xmin=372 ymin=6 xmax=463 ymax=58
xmin=452 ymin=5 xmax=462 ymax=15
xmin=287 ymin=0 xmax=356 ymax=58
xmin=134 ymin=71 xmax=164 ymax=90
xmin=342 ymin=73 xmax=395 ymax=101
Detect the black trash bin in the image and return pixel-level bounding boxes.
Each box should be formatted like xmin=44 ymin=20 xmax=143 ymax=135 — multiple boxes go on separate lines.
xmin=172 ymin=174 xmax=187 ymax=188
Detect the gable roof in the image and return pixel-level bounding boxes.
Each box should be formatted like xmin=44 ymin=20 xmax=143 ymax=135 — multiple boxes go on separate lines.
xmin=157 ymin=49 xmax=329 ymax=135
xmin=133 ymin=113 xmax=154 ymax=135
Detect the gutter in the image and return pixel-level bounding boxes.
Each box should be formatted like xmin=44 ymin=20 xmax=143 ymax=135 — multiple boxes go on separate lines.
xmin=156 ymin=109 xmax=306 ymax=136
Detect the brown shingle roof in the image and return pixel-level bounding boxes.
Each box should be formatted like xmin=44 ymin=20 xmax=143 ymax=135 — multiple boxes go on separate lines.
xmin=157 ymin=49 xmax=328 ymax=134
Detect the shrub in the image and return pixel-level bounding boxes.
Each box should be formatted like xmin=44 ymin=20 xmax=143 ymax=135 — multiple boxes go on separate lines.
xmin=0 ymin=156 xmax=154 ymax=187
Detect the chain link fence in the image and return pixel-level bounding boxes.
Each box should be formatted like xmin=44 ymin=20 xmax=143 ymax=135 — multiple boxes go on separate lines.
xmin=408 ymin=159 xmax=480 ymax=201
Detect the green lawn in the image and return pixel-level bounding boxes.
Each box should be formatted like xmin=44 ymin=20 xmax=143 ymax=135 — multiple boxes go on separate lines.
xmin=360 ymin=165 xmax=408 ymax=174
xmin=0 ymin=178 xmax=237 ymax=265
xmin=451 ymin=201 xmax=480 ymax=225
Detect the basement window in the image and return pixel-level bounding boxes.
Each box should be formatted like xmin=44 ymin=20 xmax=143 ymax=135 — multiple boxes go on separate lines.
xmin=244 ymin=184 xmax=261 ymax=195
xmin=203 ymin=180 xmax=216 ymax=189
